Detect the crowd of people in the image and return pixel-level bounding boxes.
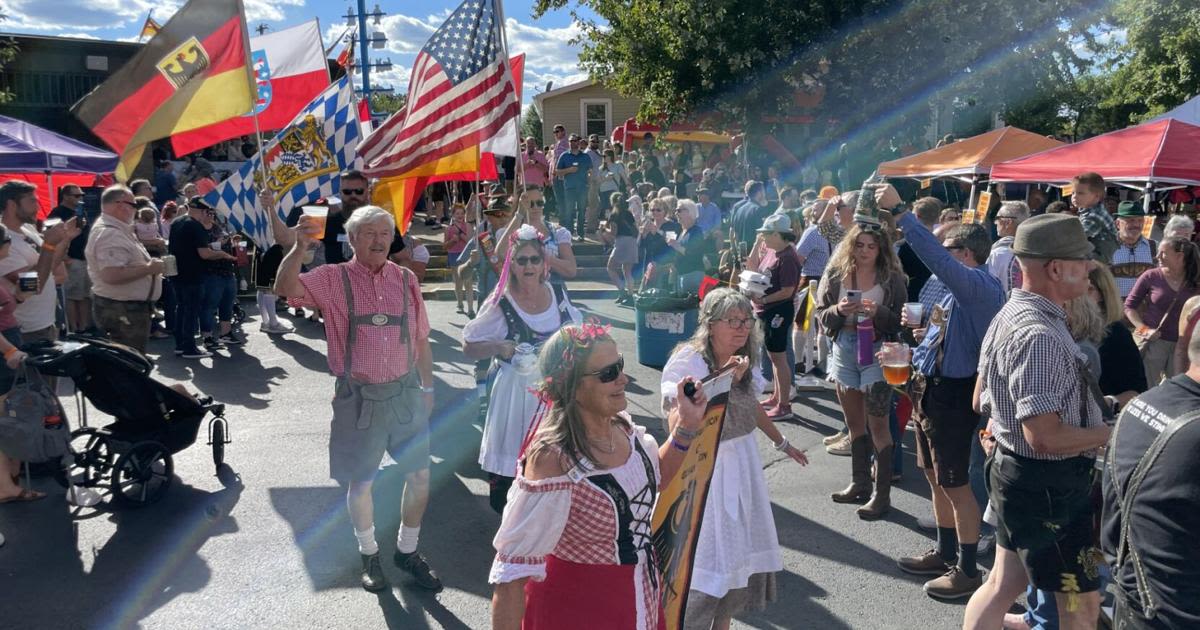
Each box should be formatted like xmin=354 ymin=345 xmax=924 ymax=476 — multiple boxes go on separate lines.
xmin=1 ymin=119 xmax=1198 ymax=629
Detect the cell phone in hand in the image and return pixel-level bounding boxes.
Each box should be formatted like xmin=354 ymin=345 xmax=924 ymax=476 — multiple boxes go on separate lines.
xmin=846 ymin=290 xmax=862 ymax=302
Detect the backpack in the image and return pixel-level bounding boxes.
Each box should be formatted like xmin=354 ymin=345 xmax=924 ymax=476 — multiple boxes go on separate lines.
xmin=0 ymin=365 xmax=70 ymax=466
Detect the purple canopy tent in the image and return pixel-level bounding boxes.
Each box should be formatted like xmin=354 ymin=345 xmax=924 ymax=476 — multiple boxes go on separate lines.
xmin=0 ymin=114 xmax=118 ymax=213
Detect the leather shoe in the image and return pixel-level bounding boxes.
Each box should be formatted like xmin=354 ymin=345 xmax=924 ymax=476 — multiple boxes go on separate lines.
xmin=395 ymin=550 xmax=443 ymax=591
xmin=361 ymin=553 xmax=387 ymax=592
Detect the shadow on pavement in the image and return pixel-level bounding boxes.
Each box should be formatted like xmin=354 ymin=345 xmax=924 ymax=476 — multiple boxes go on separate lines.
xmin=0 ymin=464 xmax=243 ymax=629
xmin=738 ymin=569 xmax=852 ymax=629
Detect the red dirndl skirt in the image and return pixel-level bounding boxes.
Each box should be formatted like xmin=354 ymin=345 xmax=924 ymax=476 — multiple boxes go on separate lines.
xmin=524 ymin=555 xmax=665 ymax=630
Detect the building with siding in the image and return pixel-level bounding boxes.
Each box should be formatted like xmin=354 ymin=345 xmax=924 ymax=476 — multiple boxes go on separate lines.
xmin=532 ymin=78 xmax=641 ymax=145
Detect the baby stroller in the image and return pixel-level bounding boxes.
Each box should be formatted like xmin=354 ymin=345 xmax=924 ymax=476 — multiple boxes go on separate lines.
xmin=24 ymin=335 xmax=230 ymax=507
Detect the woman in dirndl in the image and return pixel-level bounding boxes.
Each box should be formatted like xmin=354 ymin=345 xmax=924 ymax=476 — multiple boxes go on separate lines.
xmin=462 ymin=225 xmax=582 ymax=512
xmin=661 ymin=288 xmax=808 ymax=629
xmin=490 ymin=324 xmax=709 ymax=630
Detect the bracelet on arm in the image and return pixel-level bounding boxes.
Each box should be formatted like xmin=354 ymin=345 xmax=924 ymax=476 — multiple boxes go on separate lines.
xmin=41 ymin=242 xmax=56 ymax=253
xmin=773 ymin=437 xmax=790 ymax=452
xmin=673 ymin=425 xmax=700 ymax=442
xmin=670 ymin=436 xmax=691 ymax=452
xmin=3 ymin=347 xmax=17 ymax=359
xmin=420 ymin=385 xmax=435 ymax=394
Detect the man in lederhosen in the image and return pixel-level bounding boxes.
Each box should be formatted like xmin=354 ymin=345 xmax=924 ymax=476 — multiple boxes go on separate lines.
xmin=275 ymin=205 xmax=441 ymax=593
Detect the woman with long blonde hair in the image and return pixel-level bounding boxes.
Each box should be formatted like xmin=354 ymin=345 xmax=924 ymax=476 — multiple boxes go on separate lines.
xmin=816 ymin=220 xmax=907 ymax=520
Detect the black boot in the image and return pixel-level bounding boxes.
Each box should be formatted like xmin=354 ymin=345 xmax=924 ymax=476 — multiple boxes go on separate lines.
xmin=858 ymin=445 xmax=893 ymax=520
xmin=831 ymin=436 xmax=872 ymax=503
xmin=361 ymin=553 xmax=387 ymax=592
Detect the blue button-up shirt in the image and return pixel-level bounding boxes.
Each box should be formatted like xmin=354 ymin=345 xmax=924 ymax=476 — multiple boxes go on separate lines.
xmin=697 ymin=201 xmax=722 ymax=235
xmin=556 ymin=151 xmax=590 ymax=191
xmin=900 ymin=212 xmax=1005 ymax=378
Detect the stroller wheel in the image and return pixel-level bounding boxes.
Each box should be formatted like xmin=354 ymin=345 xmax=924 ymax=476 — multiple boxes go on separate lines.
xmin=208 ymin=417 xmax=228 ymax=470
xmin=55 ymin=427 xmax=114 ymax=490
xmin=112 ymin=441 xmax=173 ymax=507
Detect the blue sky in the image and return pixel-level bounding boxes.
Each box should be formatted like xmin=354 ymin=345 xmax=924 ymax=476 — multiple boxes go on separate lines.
xmin=1 ymin=0 xmax=590 ymax=103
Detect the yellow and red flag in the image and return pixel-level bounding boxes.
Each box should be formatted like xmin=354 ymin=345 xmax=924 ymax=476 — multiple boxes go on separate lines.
xmin=72 ymin=0 xmax=255 ymax=180
xmin=139 ymin=15 xmax=161 ymax=41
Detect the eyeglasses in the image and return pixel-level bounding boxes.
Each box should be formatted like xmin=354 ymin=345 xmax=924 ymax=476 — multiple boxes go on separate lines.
xmin=714 ymin=316 xmax=753 ymax=330
xmin=529 ymin=200 xmax=545 ymax=207
xmin=946 ymin=244 xmax=966 ymax=251
xmin=585 ymin=355 xmax=625 ymax=383
xmin=554 ymin=129 xmax=565 ymax=134
xmin=857 ymin=222 xmax=884 ymax=235
xmin=996 ymin=215 xmax=1017 ymax=221
xmin=341 ymin=188 xmax=366 ymax=195
xmin=514 ymin=255 xmax=543 ymax=266
xmin=116 ymin=199 xmax=138 ymax=209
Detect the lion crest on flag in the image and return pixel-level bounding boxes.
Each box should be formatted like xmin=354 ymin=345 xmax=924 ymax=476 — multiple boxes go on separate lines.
xmin=253 ymin=114 xmax=336 ymax=198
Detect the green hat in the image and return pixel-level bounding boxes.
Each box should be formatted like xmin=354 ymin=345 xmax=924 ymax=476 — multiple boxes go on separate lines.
xmin=1012 ymin=214 xmax=1093 ymax=260
xmin=853 ymin=184 xmax=882 ymax=226
xmin=1116 ymin=201 xmax=1145 ymax=217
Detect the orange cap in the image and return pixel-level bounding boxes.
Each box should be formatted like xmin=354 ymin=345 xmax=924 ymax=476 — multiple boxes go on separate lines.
xmin=818 ymin=185 xmax=839 ymax=200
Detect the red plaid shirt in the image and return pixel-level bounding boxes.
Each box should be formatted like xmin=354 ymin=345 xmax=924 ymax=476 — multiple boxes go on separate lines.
xmin=296 ymin=259 xmax=430 ymax=383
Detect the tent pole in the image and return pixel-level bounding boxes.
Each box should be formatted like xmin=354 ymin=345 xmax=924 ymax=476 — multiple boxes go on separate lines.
xmin=1143 ymin=183 xmax=1153 ymax=214
xmin=967 ymin=176 xmax=978 ymax=211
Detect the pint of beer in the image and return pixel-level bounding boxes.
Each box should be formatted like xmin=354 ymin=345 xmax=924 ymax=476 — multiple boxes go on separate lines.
xmin=301 ymin=206 xmax=328 ymax=240
xmin=880 ymin=342 xmax=911 ymax=386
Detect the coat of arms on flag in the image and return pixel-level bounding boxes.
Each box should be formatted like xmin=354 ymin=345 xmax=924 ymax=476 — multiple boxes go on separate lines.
xmin=205 ymin=76 xmax=362 ymax=248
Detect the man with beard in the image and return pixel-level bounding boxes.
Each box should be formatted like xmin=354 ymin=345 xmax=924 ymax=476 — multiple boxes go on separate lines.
xmin=1109 ymin=201 xmax=1157 ymax=299
xmin=0 ymin=181 xmax=76 ymax=344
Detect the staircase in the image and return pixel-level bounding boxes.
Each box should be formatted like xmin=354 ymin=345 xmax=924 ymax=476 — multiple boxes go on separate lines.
xmin=412 ymin=225 xmax=620 ymax=300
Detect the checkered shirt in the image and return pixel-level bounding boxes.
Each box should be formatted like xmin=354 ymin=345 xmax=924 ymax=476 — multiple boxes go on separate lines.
xmin=977 ymin=289 xmax=1102 ymax=460
xmin=917 ymin=275 xmax=950 ymax=327
xmin=296 ymin=260 xmax=429 ymax=383
xmin=1110 ymin=237 xmax=1156 ymax=298
xmin=1079 ymin=204 xmax=1118 ymax=241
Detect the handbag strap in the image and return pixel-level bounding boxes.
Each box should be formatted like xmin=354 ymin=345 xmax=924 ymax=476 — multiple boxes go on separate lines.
xmin=1107 ymin=407 xmax=1200 ymax=620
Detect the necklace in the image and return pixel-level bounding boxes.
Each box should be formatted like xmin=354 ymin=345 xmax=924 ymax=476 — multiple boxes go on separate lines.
xmin=589 ymin=424 xmax=616 ymax=454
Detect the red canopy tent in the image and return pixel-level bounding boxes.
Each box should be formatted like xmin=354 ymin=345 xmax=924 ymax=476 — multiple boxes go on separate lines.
xmin=990 ymin=118 xmax=1200 ymax=188
xmin=610 ymin=117 xmax=739 ymax=147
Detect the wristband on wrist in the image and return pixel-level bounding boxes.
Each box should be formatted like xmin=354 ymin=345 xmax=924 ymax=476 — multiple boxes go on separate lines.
xmin=420 ymin=385 xmax=435 ymax=394
xmin=670 ymin=436 xmax=690 ymax=452
xmin=673 ymin=425 xmax=699 ymax=442
xmin=773 ymin=437 xmax=790 ymax=452
xmin=41 ymin=242 xmax=56 ymax=252
xmin=3 ymin=347 xmax=17 ymax=358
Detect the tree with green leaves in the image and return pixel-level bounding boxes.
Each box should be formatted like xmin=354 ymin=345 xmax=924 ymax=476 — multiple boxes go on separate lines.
xmin=369 ymin=92 xmax=406 ymax=116
xmin=521 ymin=104 xmax=543 ymax=146
xmin=533 ymin=0 xmax=1103 ymax=180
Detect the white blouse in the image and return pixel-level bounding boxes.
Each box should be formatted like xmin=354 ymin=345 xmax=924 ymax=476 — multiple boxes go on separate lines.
xmin=659 ymin=345 xmax=766 ymax=414
xmin=462 ymin=282 xmax=582 ymax=344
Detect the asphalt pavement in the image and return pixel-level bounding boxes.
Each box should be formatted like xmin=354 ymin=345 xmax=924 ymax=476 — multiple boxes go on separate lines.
xmin=0 ymin=297 xmax=984 ymax=629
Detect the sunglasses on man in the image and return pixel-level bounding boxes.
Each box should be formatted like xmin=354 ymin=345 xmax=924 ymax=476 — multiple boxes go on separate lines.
xmin=341 ymin=187 xmax=367 ymax=195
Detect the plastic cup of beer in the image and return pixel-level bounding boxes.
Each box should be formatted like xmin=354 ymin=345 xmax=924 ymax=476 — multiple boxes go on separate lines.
xmin=881 ymin=342 xmax=911 ymax=386
xmin=904 ymin=302 xmax=924 ymax=327
xmin=301 ymin=206 xmax=328 ymax=240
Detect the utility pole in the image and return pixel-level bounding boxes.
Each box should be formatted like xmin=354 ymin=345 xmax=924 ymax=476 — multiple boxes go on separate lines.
xmin=342 ymin=2 xmax=393 ymax=116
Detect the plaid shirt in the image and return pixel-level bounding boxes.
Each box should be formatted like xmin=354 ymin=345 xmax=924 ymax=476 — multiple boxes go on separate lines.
xmin=296 ymin=259 xmax=430 ymax=383
xmin=978 ymin=289 xmax=1101 ymax=460
xmin=917 ymin=275 xmax=949 ymax=327
xmin=1078 ymin=204 xmax=1118 ymax=241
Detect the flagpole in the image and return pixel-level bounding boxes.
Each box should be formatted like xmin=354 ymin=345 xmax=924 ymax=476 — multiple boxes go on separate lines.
xmin=236 ymin=0 xmax=272 ymax=233
xmin=492 ymin=0 xmax=524 ymax=205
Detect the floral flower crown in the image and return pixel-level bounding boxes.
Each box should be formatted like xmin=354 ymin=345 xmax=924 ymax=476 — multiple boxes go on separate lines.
xmin=510 ymin=224 xmax=549 ymax=245
xmin=529 ymin=319 xmax=613 ymax=402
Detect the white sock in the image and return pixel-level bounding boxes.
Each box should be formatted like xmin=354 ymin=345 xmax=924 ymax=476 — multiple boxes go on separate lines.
xmin=354 ymin=526 xmax=379 ymax=556
xmin=257 ymin=291 xmax=279 ymax=325
xmin=397 ymin=525 xmax=420 ymax=554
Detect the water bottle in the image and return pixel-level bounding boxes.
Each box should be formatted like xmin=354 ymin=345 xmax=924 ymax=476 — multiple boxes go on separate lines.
xmin=856 ymin=313 xmax=874 ymax=367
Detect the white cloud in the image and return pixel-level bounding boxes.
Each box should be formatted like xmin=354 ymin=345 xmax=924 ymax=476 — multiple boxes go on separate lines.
xmin=504 ymin=18 xmax=583 ymax=75
xmin=2 ymin=0 xmax=300 ymax=33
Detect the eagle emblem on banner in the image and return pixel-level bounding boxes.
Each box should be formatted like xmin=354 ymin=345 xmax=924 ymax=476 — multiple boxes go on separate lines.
xmin=156 ymin=37 xmax=211 ymax=90
xmin=253 ymin=114 xmax=337 ymax=199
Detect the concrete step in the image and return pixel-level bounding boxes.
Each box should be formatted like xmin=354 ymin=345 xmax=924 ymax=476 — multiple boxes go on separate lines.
xmin=426 ymin=253 xmax=611 ymax=269
xmin=422 ymin=266 xmax=614 ymax=283
xmin=420 ymin=280 xmax=621 ymax=301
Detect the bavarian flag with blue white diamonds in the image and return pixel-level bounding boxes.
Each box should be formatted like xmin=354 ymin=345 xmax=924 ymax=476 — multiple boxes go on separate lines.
xmin=205 ymin=76 xmax=362 ymax=248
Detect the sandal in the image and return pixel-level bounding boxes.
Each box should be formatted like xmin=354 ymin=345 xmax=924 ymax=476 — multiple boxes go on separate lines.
xmin=766 ymin=405 xmax=793 ymax=420
xmin=0 ymin=488 xmax=47 ymax=504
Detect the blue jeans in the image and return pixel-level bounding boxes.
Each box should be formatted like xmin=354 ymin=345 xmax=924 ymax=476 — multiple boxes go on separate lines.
xmin=173 ymin=281 xmax=206 ymax=352
xmin=560 ymin=187 xmax=587 ymax=236
xmin=202 ymin=274 xmax=236 ymax=336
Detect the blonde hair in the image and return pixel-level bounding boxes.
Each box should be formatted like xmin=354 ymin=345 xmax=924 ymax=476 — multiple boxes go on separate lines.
xmin=1065 ymin=296 xmax=1105 ymax=345
xmin=823 ymin=223 xmax=904 ymax=288
xmin=1088 ymin=266 xmax=1123 ymax=325
xmin=529 ymin=326 xmax=623 ymax=470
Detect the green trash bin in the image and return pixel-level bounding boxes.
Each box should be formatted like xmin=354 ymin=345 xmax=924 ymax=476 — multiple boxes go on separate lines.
xmin=634 ymin=293 xmax=700 ymax=369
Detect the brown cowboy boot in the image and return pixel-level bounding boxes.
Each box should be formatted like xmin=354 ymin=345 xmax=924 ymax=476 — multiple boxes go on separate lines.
xmin=857 ymin=446 xmax=893 ymax=520
xmin=830 ymin=436 xmax=872 ymax=503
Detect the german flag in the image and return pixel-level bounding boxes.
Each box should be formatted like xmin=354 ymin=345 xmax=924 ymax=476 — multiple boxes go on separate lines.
xmin=71 ymin=0 xmax=254 ymax=180
xmin=139 ymin=16 xmax=161 ymax=41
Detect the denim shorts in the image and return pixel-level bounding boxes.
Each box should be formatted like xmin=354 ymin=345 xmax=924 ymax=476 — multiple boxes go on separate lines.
xmin=827 ymin=329 xmax=884 ymax=390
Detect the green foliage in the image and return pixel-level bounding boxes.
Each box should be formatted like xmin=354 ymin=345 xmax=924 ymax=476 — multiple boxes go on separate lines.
xmin=0 ymin=10 xmax=16 ymax=105
xmin=533 ymin=0 xmax=1099 ymax=151
xmin=369 ymin=92 xmax=406 ymax=116
xmin=521 ymin=103 xmax=543 ymax=146
xmin=1097 ymin=0 xmax=1200 ymax=126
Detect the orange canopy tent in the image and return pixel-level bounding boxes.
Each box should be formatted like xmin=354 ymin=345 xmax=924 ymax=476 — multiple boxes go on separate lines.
xmin=877 ymin=126 xmax=1065 ymax=180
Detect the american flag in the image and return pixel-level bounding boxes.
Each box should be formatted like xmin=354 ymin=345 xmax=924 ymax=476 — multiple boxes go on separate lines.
xmin=359 ymin=0 xmax=519 ymax=178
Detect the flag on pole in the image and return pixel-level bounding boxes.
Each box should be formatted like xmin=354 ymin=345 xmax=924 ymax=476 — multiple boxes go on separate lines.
xmin=170 ymin=20 xmax=329 ymax=156
xmin=71 ymin=0 xmax=255 ymax=180
xmin=204 ymin=77 xmax=363 ymax=248
xmin=139 ymin=15 xmax=161 ymax=41
xmin=358 ymin=0 xmax=520 ymax=180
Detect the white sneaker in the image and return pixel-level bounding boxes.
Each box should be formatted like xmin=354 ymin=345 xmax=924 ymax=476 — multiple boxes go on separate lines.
xmin=260 ymin=321 xmax=294 ymax=335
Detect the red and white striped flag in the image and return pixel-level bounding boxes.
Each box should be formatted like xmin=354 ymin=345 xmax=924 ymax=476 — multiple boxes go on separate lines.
xmin=359 ymin=0 xmax=520 ymax=179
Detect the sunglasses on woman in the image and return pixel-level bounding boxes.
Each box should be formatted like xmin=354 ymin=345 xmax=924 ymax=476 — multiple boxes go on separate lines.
xmin=585 ymin=355 xmax=625 ymax=383
xmin=515 ymin=255 xmax=543 ymax=266
xmin=529 ymin=199 xmax=545 ymax=207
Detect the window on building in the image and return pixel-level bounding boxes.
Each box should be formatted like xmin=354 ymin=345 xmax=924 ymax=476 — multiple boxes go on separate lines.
xmin=581 ymin=99 xmax=611 ymax=138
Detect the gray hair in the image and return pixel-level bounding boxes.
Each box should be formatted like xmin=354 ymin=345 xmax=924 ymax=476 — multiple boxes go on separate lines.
xmin=676 ymin=199 xmax=698 ymax=221
xmin=1000 ymin=200 xmax=1031 ymax=224
xmin=101 ymin=184 xmax=133 ymax=206
xmin=1165 ymin=215 xmax=1194 ymax=237
xmin=677 ymin=288 xmax=760 ymax=388
xmin=344 ymin=205 xmax=396 ymax=240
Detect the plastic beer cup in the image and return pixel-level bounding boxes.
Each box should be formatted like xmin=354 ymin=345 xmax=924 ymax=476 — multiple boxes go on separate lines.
xmin=301 ymin=206 xmax=328 ymax=240
xmin=904 ymin=302 xmax=924 ymax=327
xmin=881 ymin=342 xmax=911 ymax=386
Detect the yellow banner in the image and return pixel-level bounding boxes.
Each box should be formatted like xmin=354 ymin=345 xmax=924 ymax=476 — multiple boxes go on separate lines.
xmin=1061 ymin=183 xmax=1074 ymax=197
xmin=920 ymin=178 xmax=932 ymax=190
xmin=1142 ymin=213 xmax=1155 ymax=240
xmin=652 ymin=369 xmax=734 ymax=630
xmin=972 ymin=191 xmax=992 ymax=223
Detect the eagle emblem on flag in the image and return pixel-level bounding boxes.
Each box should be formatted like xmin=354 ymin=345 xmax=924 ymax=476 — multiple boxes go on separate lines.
xmin=156 ymin=37 xmax=211 ymax=89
